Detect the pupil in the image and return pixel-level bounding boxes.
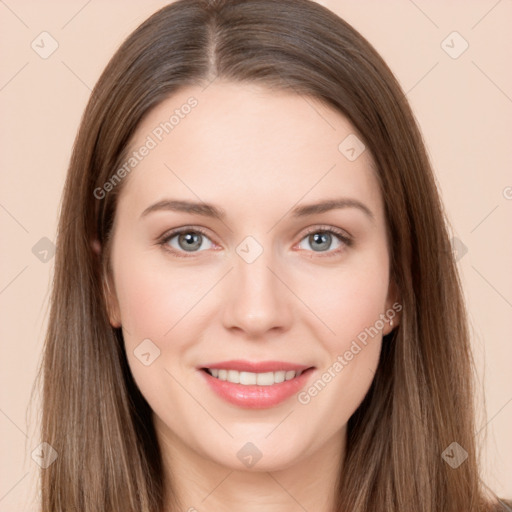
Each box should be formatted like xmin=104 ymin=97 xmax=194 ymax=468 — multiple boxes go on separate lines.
xmin=179 ymin=232 xmax=202 ymax=251
xmin=310 ymin=232 xmax=331 ymax=251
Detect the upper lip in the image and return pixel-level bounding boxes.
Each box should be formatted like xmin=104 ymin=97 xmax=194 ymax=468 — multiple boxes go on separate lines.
xmin=199 ymin=360 xmax=313 ymax=373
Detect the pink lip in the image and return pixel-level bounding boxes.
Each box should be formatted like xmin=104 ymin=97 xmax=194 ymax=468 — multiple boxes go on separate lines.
xmin=197 ymin=360 xmax=315 ymax=409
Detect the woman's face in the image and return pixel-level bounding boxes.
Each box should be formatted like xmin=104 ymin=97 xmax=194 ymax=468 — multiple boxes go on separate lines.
xmin=104 ymin=81 xmax=399 ymax=472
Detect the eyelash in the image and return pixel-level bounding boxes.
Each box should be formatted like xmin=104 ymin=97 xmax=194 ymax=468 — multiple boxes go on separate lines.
xmin=157 ymin=225 xmax=353 ymax=259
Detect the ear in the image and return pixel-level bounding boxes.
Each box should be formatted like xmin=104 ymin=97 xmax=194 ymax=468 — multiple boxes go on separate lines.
xmin=91 ymin=238 xmax=122 ymax=328
xmin=91 ymin=238 xmax=101 ymax=256
xmin=383 ymin=277 xmax=401 ymax=336
xmin=103 ymin=273 xmax=122 ymax=328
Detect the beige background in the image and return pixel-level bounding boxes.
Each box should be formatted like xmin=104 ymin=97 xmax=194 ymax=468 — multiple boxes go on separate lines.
xmin=0 ymin=0 xmax=510 ymax=509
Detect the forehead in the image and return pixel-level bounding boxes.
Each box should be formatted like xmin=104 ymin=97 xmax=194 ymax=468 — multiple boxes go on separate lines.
xmin=118 ymin=81 xmax=382 ymax=218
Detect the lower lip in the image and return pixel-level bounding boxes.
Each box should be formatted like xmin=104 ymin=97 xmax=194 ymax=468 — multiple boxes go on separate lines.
xmin=199 ymin=368 xmax=315 ymax=409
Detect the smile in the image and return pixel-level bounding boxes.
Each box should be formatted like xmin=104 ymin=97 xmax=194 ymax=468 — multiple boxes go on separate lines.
xmin=204 ymin=368 xmax=304 ymax=386
xmin=198 ymin=360 xmax=315 ymax=409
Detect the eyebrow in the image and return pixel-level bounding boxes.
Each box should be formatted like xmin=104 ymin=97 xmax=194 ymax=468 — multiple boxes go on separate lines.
xmin=140 ymin=198 xmax=374 ymax=222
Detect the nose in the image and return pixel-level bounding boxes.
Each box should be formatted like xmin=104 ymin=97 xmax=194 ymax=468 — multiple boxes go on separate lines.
xmin=221 ymin=244 xmax=294 ymax=338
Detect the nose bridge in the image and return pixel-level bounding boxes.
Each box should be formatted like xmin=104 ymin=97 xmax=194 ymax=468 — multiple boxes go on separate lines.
xmin=221 ymin=235 xmax=292 ymax=335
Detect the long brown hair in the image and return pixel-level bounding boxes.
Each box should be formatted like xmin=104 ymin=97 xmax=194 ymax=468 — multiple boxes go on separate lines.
xmin=38 ymin=0 xmax=510 ymax=510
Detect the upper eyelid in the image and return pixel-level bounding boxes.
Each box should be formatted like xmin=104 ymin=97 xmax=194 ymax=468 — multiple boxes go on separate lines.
xmin=300 ymin=224 xmax=351 ymax=239
xmin=160 ymin=226 xmax=215 ymax=243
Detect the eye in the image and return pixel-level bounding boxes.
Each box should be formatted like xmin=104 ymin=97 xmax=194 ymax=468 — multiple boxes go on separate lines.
xmin=159 ymin=227 xmax=215 ymax=257
xmin=296 ymin=226 xmax=352 ymax=256
xmin=158 ymin=225 xmax=352 ymax=259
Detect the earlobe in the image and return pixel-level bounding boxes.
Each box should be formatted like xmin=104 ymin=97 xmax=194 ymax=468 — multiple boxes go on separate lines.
xmin=104 ymin=275 xmax=122 ymax=328
xmin=91 ymin=238 xmax=101 ymax=256
xmin=384 ymin=312 xmax=399 ymax=337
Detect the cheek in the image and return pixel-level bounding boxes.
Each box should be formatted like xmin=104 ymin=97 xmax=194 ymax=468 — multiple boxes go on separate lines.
xmin=112 ymin=255 xmax=205 ymax=402
xmin=113 ymin=252 xmax=211 ymax=343
xmin=295 ymin=253 xmax=390 ymax=345
xmin=295 ymin=262 xmax=386 ymax=421
xmin=292 ymin=249 xmax=389 ymax=411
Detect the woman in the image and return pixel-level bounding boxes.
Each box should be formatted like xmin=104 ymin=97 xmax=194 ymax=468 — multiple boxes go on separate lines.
xmin=38 ymin=0 xmax=511 ymax=510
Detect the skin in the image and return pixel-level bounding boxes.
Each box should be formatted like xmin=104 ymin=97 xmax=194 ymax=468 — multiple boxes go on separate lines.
xmin=101 ymin=81 xmax=400 ymax=512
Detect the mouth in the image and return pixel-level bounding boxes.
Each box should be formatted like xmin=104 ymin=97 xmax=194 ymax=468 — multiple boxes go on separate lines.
xmin=198 ymin=360 xmax=316 ymax=409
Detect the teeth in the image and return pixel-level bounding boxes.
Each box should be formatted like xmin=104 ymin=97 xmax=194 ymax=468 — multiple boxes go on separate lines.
xmin=227 ymin=370 xmax=239 ymax=383
xmin=207 ymin=369 xmax=304 ymax=386
xmin=240 ymin=371 xmax=257 ymax=385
